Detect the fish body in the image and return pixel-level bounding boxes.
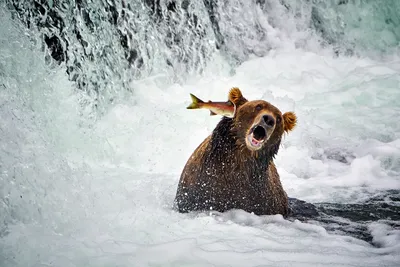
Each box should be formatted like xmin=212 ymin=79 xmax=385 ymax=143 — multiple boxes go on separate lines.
xmin=187 ymin=93 xmax=235 ymax=117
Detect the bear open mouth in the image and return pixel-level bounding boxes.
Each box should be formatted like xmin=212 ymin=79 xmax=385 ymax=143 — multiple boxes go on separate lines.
xmin=247 ymin=125 xmax=268 ymax=149
xmin=253 ymin=125 xmax=267 ymax=141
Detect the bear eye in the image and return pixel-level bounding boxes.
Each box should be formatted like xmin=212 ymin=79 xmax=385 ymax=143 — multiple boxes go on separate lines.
xmin=276 ymin=115 xmax=282 ymax=124
xmin=255 ymin=104 xmax=262 ymax=112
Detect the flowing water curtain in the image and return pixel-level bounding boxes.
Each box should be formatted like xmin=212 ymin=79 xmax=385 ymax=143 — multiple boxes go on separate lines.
xmin=4 ymin=0 xmax=315 ymax=103
xmin=5 ymin=0 xmax=400 ymax=108
xmin=5 ymin=1 xmax=220 ymax=104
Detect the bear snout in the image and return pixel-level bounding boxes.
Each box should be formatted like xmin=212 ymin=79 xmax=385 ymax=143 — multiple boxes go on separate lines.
xmin=262 ymin=114 xmax=275 ymax=128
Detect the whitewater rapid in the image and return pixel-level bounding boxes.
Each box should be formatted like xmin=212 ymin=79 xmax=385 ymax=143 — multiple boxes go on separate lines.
xmin=1 ymin=1 xmax=400 ymax=267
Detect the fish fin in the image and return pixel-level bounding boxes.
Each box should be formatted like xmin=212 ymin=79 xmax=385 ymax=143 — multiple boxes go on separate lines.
xmin=186 ymin=93 xmax=204 ymax=109
xmin=228 ymin=87 xmax=248 ymax=108
xmin=210 ymin=110 xmax=217 ymax=116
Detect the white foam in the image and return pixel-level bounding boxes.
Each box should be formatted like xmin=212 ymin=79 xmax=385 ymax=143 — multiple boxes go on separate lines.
xmin=369 ymin=222 xmax=400 ymax=253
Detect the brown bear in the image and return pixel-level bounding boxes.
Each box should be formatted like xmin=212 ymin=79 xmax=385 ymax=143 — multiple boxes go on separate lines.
xmin=174 ymin=87 xmax=297 ymax=216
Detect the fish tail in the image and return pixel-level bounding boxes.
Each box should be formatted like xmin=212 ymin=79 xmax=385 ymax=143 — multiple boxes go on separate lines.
xmin=187 ymin=93 xmax=204 ymax=109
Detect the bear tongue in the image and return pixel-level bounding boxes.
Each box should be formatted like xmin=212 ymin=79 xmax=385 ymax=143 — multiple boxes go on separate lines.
xmin=251 ymin=137 xmax=260 ymax=146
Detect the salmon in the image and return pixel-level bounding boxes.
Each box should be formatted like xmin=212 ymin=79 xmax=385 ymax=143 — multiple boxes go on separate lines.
xmin=186 ymin=93 xmax=235 ymax=117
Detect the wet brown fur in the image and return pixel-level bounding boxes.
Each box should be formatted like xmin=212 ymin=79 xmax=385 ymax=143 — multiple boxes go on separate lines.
xmin=174 ymin=88 xmax=296 ymax=216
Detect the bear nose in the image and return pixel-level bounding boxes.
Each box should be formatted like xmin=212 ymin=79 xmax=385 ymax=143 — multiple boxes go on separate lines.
xmin=262 ymin=115 xmax=275 ymax=128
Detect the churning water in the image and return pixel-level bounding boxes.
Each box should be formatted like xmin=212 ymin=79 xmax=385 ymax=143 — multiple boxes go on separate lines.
xmin=1 ymin=1 xmax=400 ymax=266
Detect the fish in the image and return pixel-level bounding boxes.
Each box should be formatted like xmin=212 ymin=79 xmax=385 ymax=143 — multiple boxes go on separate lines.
xmin=186 ymin=93 xmax=236 ymax=117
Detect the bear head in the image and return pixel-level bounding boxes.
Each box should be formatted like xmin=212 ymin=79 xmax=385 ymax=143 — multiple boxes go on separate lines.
xmin=228 ymin=87 xmax=297 ymax=152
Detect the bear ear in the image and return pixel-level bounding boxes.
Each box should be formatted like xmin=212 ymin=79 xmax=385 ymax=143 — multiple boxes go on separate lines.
xmin=283 ymin=112 xmax=297 ymax=133
xmin=228 ymin=87 xmax=248 ymax=108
